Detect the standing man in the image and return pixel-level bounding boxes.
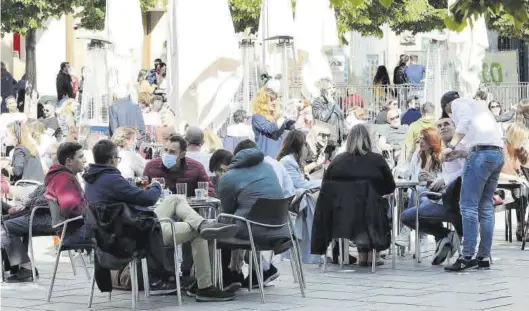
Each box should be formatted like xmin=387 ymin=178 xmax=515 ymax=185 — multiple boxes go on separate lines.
xmin=440 ymin=92 xmax=504 ymax=272
xmin=108 ymin=87 xmax=146 ymax=143
xmin=405 ymin=55 xmax=425 ymax=86
xmin=312 ymin=78 xmax=345 ymax=146
xmin=1 ymin=62 xmax=17 ymax=113
xmin=56 ymin=62 xmax=74 ymax=101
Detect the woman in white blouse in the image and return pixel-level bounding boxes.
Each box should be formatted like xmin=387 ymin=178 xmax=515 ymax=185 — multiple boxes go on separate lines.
xmin=111 ymin=127 xmax=146 ymax=179
xmin=26 ymin=120 xmax=56 ymax=171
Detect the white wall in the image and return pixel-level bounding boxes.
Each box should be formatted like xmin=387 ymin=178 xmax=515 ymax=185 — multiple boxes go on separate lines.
xmin=1 ymin=35 xmax=14 ymax=73
xmin=36 ymin=16 xmax=67 ymax=97
xmin=149 ymin=12 xmax=167 ymax=62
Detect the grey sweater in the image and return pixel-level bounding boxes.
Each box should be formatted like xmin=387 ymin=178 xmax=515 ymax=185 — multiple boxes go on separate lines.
xmin=11 ymin=146 xmax=45 ymax=183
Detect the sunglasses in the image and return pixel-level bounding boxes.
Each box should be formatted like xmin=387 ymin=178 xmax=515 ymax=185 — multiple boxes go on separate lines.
xmin=389 ymin=115 xmax=400 ymax=121
xmin=318 ymin=133 xmax=331 ymax=138
xmin=490 ymin=105 xmax=500 ymax=109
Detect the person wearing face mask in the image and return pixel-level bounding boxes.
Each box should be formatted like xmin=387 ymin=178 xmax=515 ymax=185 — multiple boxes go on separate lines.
xmin=56 ymin=62 xmax=74 ymax=101
xmin=312 ymin=78 xmax=345 ymax=145
xmin=111 ymin=127 xmax=146 ymax=179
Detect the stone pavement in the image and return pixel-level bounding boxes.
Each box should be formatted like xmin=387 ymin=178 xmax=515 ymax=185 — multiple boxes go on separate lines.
xmin=1 ymin=211 xmax=528 ymax=311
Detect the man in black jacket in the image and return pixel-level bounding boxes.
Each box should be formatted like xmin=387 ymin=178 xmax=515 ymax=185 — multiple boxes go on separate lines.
xmin=1 ymin=62 xmax=17 ymax=112
xmin=56 ymin=62 xmax=74 ymax=101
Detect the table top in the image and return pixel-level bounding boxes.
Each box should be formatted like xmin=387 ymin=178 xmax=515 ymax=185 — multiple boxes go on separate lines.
xmin=395 ymin=179 xmax=421 ymax=187
xmin=187 ymin=197 xmax=221 ymax=208
xmin=497 ymin=180 xmax=525 ymax=189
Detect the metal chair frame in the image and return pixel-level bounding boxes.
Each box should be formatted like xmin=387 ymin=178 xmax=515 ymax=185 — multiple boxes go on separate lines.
xmin=212 ymin=212 xmax=306 ymax=303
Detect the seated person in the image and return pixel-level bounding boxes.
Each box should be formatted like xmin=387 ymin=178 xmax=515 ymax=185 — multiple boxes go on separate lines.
xmin=278 ymin=130 xmax=322 ymax=264
xmin=83 ymin=139 xmax=237 ymax=301
xmin=371 ymin=108 xmax=408 ymax=167
xmin=403 ymin=102 xmax=437 ymax=161
xmin=226 ymin=109 xmax=254 ymax=140
xmin=208 ymin=149 xmax=233 ymax=191
xmin=499 ymin=123 xmax=529 ymax=241
xmin=45 ymin=142 xmax=89 ymax=247
xmin=312 ymin=124 xmax=396 ymax=266
xmin=303 ymin=125 xmax=333 ymax=177
xmin=400 ymin=118 xmax=466 ymax=266
xmin=143 ymin=134 xmax=215 ymax=281
xmin=111 ymin=127 xmax=146 ymax=179
xmin=217 ymin=141 xmax=288 ymax=289
xmin=396 ymin=127 xmax=443 ymax=254
xmin=2 ymin=183 xmax=54 ymax=282
xmin=143 ymin=134 xmax=215 ymax=197
xmin=401 ymin=97 xmax=421 ymax=126
xmin=185 ymin=126 xmax=213 ymax=176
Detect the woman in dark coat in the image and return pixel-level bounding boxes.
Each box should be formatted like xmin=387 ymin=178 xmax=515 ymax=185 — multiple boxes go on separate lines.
xmin=311 ymin=124 xmax=396 ymax=266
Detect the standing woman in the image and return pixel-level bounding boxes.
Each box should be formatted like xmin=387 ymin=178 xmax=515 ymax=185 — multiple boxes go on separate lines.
xmin=1 ymin=121 xmax=44 ymax=183
xmin=251 ymin=85 xmax=295 ymax=158
xmin=57 ymin=98 xmax=79 ymax=142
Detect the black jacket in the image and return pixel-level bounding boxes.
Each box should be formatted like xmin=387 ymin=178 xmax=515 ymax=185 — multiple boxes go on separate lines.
xmin=56 ymin=71 xmax=73 ymax=100
xmin=311 ymin=152 xmax=396 ymax=254
xmin=85 ymin=202 xmax=171 ymax=292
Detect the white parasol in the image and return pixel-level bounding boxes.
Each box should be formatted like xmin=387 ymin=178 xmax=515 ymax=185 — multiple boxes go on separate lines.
xmin=167 ymin=0 xmax=242 ymax=129
xmin=447 ymin=0 xmax=489 ymax=97
xmin=294 ymin=0 xmax=339 ymax=97
xmin=105 ymin=0 xmax=143 ymax=101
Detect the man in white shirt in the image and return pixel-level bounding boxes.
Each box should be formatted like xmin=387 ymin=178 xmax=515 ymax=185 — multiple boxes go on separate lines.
xmin=400 ymin=118 xmax=467 ymax=266
xmin=440 ymin=92 xmax=505 ymax=272
xmin=185 ymin=126 xmax=213 ymax=176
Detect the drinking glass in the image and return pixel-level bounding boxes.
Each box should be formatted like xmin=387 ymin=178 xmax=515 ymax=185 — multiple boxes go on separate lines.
xmin=197 ymin=182 xmax=208 ymax=198
xmin=152 ymin=177 xmax=166 ymax=189
xmin=175 ymin=183 xmax=187 ymax=197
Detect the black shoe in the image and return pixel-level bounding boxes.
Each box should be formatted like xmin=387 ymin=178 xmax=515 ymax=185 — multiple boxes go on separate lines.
xmin=477 ymin=257 xmax=491 ymax=270
xmin=444 ymin=256 xmax=478 ymax=272
xmin=242 ymin=264 xmax=280 ymax=289
xmin=432 ymin=237 xmax=451 ymax=266
xmin=195 ymin=286 xmax=235 ymax=302
xmin=180 ymin=275 xmax=196 ymax=289
xmin=186 ymin=280 xmax=198 ymax=297
xmin=150 ymin=279 xmax=178 ymax=296
xmin=328 ymin=255 xmax=358 ymax=265
xmin=222 ymin=270 xmax=243 ymax=293
xmin=6 ymin=267 xmax=38 ymax=283
xmin=198 ymin=222 xmax=239 ymax=240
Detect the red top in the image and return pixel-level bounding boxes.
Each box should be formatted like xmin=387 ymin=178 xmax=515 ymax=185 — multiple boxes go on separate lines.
xmin=44 ymin=164 xmax=87 ymax=219
xmin=143 ymin=157 xmax=216 ymax=198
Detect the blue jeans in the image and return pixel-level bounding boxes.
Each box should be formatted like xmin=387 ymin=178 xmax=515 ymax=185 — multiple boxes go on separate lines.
xmin=401 ymin=198 xmax=462 ymax=241
xmin=460 ymin=149 xmax=504 ymax=258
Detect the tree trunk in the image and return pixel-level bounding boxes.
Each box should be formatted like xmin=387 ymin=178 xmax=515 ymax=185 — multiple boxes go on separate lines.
xmin=24 ymin=28 xmax=38 ymax=119
xmin=25 ymin=28 xmax=37 ymax=92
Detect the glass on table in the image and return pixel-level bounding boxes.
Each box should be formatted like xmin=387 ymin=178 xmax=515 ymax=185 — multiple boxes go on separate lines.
xmin=197 ymin=182 xmax=209 ymax=198
xmin=152 ymin=177 xmax=166 ymax=189
xmin=175 ymin=183 xmax=187 ymax=197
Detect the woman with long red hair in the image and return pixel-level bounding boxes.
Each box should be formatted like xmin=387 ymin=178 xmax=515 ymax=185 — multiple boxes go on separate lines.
xmin=396 ymin=127 xmax=442 ymax=253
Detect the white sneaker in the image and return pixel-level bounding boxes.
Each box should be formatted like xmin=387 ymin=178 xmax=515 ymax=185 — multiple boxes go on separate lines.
xmin=395 ymin=226 xmax=411 ymax=247
xmin=420 ymin=236 xmax=429 ymax=255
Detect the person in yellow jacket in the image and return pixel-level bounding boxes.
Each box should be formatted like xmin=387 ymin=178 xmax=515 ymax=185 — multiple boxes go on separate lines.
xmin=404 ymin=102 xmax=437 ymax=161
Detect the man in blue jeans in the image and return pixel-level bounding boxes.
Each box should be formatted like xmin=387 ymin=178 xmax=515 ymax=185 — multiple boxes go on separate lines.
xmin=401 ymin=118 xmax=466 ymax=265
xmin=440 ymin=92 xmax=504 ymax=272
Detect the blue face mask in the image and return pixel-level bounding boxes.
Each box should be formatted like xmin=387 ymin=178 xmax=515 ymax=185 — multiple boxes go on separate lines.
xmin=162 ymin=154 xmax=178 ymax=169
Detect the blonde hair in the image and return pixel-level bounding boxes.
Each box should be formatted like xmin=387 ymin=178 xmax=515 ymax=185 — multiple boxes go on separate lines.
xmin=348 ymin=106 xmax=365 ymax=120
xmin=26 ymin=120 xmax=46 ymax=145
xmin=112 ymin=127 xmax=137 ymax=148
xmin=505 ymin=122 xmax=529 ymax=152
xmin=202 ymin=128 xmax=223 ymax=153
xmin=251 ymin=87 xmax=279 ymax=121
xmin=138 ymin=92 xmax=151 ymax=107
xmin=516 ymin=99 xmax=529 ymax=122
xmin=6 ymin=121 xmax=39 ymax=157
xmin=59 ymin=98 xmax=78 ymax=116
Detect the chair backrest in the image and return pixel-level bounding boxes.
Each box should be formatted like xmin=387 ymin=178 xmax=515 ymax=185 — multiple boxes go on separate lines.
xmin=13 ymin=180 xmax=43 ymax=201
xmin=48 ymin=200 xmax=67 ymax=227
xmin=246 ymin=196 xmax=295 ymax=227
xmin=222 ymin=136 xmax=248 ymax=152
xmin=289 ymin=190 xmax=308 ymax=214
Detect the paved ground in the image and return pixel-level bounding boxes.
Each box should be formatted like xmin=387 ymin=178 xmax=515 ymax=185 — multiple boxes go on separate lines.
xmin=1 ymin=211 xmax=528 ymax=311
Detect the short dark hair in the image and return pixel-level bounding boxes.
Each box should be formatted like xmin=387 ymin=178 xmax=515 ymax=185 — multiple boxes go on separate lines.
xmin=57 ymin=142 xmax=83 ymax=165
xmin=209 ymin=149 xmax=233 ymax=172
xmin=233 ymin=139 xmax=258 ymax=155
xmin=167 ymin=134 xmax=188 ymax=152
xmin=60 ymin=62 xmax=69 ymax=70
xmin=475 ymin=90 xmax=488 ymax=101
xmin=410 ymin=54 xmax=419 ymax=62
xmin=154 ymin=58 xmax=162 ymax=63
xmin=233 ymin=109 xmax=248 ymax=124
xmin=92 ymin=139 xmax=118 ymax=165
